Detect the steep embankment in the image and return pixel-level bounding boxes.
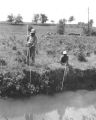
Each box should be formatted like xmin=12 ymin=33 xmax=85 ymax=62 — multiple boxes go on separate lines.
xmin=0 ymin=64 xmax=96 ymax=97
xmin=0 ymin=29 xmax=96 ymax=97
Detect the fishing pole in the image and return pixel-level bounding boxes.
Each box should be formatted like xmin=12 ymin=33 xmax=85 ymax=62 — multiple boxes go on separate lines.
xmin=26 ymin=24 xmax=31 ymax=83
xmin=26 ymin=25 xmax=28 ymax=64
xmin=29 ymin=49 xmax=31 ymax=83
xmin=61 ymin=63 xmax=67 ymax=90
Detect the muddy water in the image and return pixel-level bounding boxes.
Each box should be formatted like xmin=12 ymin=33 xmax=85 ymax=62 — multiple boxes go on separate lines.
xmin=0 ymin=90 xmax=96 ymax=120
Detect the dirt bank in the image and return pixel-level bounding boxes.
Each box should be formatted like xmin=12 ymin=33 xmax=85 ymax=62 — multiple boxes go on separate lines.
xmin=0 ymin=24 xmax=96 ymax=98
xmin=0 ymin=64 xmax=96 ymax=98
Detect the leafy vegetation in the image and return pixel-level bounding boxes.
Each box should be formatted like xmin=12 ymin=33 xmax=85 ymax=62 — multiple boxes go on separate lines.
xmin=7 ymin=14 xmax=23 ymax=24
xmin=68 ymin=16 xmax=75 ymax=22
xmin=32 ymin=13 xmax=48 ymax=24
xmin=0 ymin=23 xmax=96 ymax=97
xmin=57 ymin=19 xmax=66 ymax=34
xmin=0 ymin=64 xmax=96 ymax=97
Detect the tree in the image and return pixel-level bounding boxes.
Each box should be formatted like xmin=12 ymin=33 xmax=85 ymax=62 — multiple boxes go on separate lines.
xmin=7 ymin=14 xmax=14 ymax=23
xmin=68 ymin=16 xmax=75 ymax=22
xmin=14 ymin=14 xmax=23 ymax=24
xmin=89 ymin=19 xmax=93 ymax=27
xmin=57 ymin=19 xmax=66 ymax=34
xmin=51 ymin=20 xmax=55 ymax=24
xmin=28 ymin=25 xmax=33 ymax=33
xmin=62 ymin=18 xmax=67 ymax=24
xmin=33 ymin=14 xmax=39 ymax=24
xmin=40 ymin=14 xmax=48 ymax=23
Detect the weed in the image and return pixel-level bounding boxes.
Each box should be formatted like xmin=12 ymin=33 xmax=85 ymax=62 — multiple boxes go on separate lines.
xmin=77 ymin=52 xmax=87 ymax=62
xmin=91 ymin=29 xmax=96 ymax=36
xmin=94 ymin=50 xmax=96 ymax=55
xmin=86 ymin=52 xmax=91 ymax=57
xmin=12 ymin=46 xmax=17 ymax=50
xmin=47 ymin=50 xmax=56 ymax=56
xmin=77 ymin=44 xmax=87 ymax=62
xmin=0 ymin=58 xmax=7 ymax=66
xmin=15 ymin=55 xmax=26 ymax=64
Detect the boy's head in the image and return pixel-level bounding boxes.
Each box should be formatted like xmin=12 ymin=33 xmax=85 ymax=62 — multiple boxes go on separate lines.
xmin=30 ymin=29 xmax=36 ymax=36
xmin=63 ymin=50 xmax=67 ymax=55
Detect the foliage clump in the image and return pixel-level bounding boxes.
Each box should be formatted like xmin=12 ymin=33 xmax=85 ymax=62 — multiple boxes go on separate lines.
xmin=0 ymin=58 xmax=7 ymax=66
xmin=77 ymin=44 xmax=87 ymax=62
xmin=77 ymin=52 xmax=87 ymax=62
xmin=57 ymin=19 xmax=66 ymax=35
xmin=82 ymin=20 xmax=94 ymax=36
xmin=0 ymin=65 xmax=96 ymax=97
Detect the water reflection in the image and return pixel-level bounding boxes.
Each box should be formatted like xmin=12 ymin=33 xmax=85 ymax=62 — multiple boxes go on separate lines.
xmin=0 ymin=90 xmax=96 ymax=120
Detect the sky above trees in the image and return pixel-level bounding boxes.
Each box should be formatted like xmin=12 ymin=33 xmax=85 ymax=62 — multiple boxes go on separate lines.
xmin=0 ymin=0 xmax=96 ymax=26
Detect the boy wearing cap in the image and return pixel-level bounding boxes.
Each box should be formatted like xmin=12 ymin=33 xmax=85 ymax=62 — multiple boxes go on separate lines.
xmin=26 ymin=29 xmax=37 ymax=65
xmin=60 ymin=50 xmax=69 ymax=65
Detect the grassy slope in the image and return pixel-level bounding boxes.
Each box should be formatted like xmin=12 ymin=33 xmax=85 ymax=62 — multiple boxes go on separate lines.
xmin=0 ymin=24 xmax=96 ymax=72
xmin=1 ymin=24 xmax=96 ymax=96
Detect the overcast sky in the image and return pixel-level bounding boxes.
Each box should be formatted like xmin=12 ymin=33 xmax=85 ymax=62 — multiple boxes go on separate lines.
xmin=0 ymin=0 xmax=96 ymax=26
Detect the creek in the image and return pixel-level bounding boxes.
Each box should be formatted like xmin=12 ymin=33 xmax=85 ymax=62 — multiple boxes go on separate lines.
xmin=0 ymin=90 xmax=96 ymax=120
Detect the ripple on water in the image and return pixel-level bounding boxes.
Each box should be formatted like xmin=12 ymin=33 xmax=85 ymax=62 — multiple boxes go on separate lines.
xmin=0 ymin=90 xmax=96 ymax=120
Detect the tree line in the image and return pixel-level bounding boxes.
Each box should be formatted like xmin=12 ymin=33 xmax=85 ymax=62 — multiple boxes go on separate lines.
xmin=57 ymin=16 xmax=94 ymax=35
xmin=7 ymin=13 xmax=94 ymax=36
xmin=7 ymin=13 xmax=48 ymax=24
xmin=7 ymin=13 xmax=94 ymax=26
xmin=6 ymin=13 xmax=77 ymax=25
xmin=7 ymin=14 xmax=23 ymax=24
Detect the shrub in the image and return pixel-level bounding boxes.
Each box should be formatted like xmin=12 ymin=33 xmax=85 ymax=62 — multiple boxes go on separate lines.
xmin=57 ymin=19 xmax=65 ymax=35
xmin=0 ymin=58 xmax=7 ymax=66
xmin=86 ymin=52 xmax=91 ymax=57
xmin=94 ymin=50 xmax=96 ymax=55
xmin=16 ymin=51 xmax=22 ymax=55
xmin=82 ymin=25 xmax=96 ymax=36
xmin=77 ymin=44 xmax=87 ymax=62
xmin=15 ymin=55 xmax=26 ymax=64
xmin=91 ymin=29 xmax=96 ymax=36
xmin=28 ymin=25 xmax=33 ymax=33
xmin=47 ymin=50 xmax=56 ymax=56
xmin=12 ymin=46 xmax=17 ymax=50
xmin=77 ymin=52 xmax=87 ymax=62
xmin=83 ymin=26 xmax=92 ymax=36
xmin=15 ymin=50 xmax=26 ymax=64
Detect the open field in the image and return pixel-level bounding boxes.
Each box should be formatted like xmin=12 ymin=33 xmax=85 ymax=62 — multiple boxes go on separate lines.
xmin=0 ymin=23 xmax=96 ymax=97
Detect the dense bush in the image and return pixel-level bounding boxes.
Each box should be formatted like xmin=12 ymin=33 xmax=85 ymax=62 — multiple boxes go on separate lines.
xmin=12 ymin=46 xmax=17 ymax=50
xmin=91 ymin=29 xmax=96 ymax=36
xmin=77 ymin=52 xmax=87 ymax=62
xmin=82 ymin=26 xmax=96 ymax=36
xmin=86 ymin=52 xmax=91 ymax=57
xmin=73 ymin=44 xmax=87 ymax=62
xmin=57 ymin=19 xmax=65 ymax=35
xmin=83 ymin=26 xmax=92 ymax=36
xmin=0 ymin=58 xmax=7 ymax=66
xmin=0 ymin=65 xmax=96 ymax=97
xmin=28 ymin=25 xmax=33 ymax=33
xmin=77 ymin=44 xmax=87 ymax=62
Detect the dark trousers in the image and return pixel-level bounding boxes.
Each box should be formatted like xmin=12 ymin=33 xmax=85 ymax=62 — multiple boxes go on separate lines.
xmin=27 ymin=46 xmax=35 ymax=65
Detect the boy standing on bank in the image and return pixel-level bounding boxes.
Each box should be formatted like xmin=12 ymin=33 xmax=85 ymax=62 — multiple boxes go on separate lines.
xmin=26 ymin=29 xmax=38 ymax=65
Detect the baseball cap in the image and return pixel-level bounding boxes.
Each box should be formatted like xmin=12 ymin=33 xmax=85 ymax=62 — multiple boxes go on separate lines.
xmin=30 ymin=29 xmax=36 ymax=33
xmin=63 ymin=50 xmax=67 ymax=54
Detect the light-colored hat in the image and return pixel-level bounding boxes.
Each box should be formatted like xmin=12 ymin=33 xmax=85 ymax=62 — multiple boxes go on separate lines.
xmin=63 ymin=50 xmax=67 ymax=54
xmin=30 ymin=29 xmax=36 ymax=33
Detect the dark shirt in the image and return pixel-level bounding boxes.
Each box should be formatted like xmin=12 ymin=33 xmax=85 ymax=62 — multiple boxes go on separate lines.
xmin=60 ymin=55 xmax=68 ymax=64
xmin=27 ymin=35 xmax=37 ymax=48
